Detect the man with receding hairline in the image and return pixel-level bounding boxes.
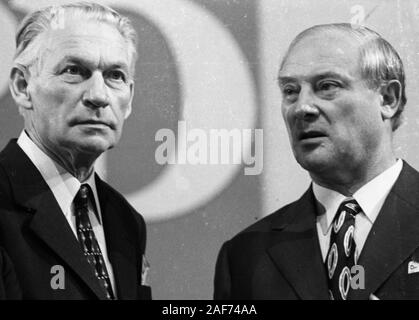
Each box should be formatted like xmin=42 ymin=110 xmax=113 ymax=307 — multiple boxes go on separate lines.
xmin=0 ymin=2 xmax=150 ymax=299
xmin=214 ymin=23 xmax=419 ymax=300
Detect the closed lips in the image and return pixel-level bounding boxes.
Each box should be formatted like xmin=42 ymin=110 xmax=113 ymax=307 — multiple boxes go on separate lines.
xmin=75 ymin=120 xmax=115 ymax=129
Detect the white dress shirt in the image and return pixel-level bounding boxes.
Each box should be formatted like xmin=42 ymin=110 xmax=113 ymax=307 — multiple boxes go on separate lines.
xmin=17 ymin=131 xmax=117 ymax=295
xmin=313 ymin=159 xmax=403 ymax=262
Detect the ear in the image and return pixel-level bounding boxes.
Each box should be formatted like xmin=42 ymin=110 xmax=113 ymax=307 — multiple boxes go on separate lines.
xmin=379 ymin=80 xmax=402 ymax=121
xmin=9 ymin=65 xmax=33 ymax=110
xmin=124 ymin=80 xmax=134 ymax=119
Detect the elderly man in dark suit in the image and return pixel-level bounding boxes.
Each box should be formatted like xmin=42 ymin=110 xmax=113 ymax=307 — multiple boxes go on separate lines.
xmin=214 ymin=23 xmax=419 ymax=300
xmin=0 ymin=2 xmax=150 ymax=299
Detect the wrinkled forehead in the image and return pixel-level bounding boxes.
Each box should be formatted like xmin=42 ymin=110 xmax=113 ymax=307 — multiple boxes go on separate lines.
xmin=43 ymin=19 xmax=125 ymax=49
xmin=34 ymin=18 xmax=132 ymax=69
xmin=279 ymin=31 xmax=363 ymax=78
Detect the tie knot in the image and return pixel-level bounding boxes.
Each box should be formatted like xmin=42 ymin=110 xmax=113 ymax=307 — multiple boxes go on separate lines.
xmin=340 ymin=198 xmax=362 ymax=216
xmin=80 ymin=184 xmax=89 ymax=198
xmin=74 ymin=184 xmax=91 ymax=210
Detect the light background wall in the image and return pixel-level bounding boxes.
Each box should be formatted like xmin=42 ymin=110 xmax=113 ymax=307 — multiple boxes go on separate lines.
xmin=0 ymin=0 xmax=419 ymax=299
xmin=260 ymin=0 xmax=419 ymax=216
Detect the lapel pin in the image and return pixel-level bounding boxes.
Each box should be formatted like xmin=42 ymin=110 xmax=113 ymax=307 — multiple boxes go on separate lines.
xmin=408 ymin=260 xmax=419 ymax=274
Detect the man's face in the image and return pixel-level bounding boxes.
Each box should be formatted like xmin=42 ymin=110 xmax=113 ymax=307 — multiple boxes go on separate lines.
xmin=26 ymin=18 xmax=134 ymax=157
xmin=278 ymin=31 xmax=387 ymax=178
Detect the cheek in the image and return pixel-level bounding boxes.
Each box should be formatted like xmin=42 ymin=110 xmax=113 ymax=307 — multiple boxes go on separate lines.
xmin=113 ymin=91 xmax=132 ymax=119
xmin=281 ymin=105 xmax=292 ymax=128
xmin=120 ymin=103 xmax=131 ymax=118
xmin=30 ymin=87 xmax=82 ymax=141
xmin=334 ymin=94 xmax=378 ymax=127
xmin=333 ymin=99 xmax=382 ymax=151
xmin=32 ymin=83 xmax=75 ymax=114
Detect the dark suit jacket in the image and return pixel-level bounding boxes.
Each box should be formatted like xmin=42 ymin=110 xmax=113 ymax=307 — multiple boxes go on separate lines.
xmin=0 ymin=140 xmax=151 ymax=300
xmin=0 ymin=246 xmax=21 ymax=299
xmin=214 ymin=161 xmax=419 ymax=300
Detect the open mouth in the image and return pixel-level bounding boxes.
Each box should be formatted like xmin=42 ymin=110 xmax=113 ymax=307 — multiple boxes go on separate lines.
xmin=298 ymin=131 xmax=327 ymax=141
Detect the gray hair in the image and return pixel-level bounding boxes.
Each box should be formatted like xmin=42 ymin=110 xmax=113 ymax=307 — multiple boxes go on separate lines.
xmin=14 ymin=1 xmax=138 ymax=76
xmin=279 ymin=23 xmax=407 ymax=131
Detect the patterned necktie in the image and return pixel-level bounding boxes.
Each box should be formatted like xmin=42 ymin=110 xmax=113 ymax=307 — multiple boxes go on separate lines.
xmin=74 ymin=184 xmax=115 ymax=300
xmin=325 ymin=198 xmax=362 ymax=300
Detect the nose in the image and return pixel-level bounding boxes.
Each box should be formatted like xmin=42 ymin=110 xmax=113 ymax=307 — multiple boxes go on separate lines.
xmin=294 ymin=86 xmax=319 ymax=120
xmin=82 ymin=72 xmax=110 ymax=109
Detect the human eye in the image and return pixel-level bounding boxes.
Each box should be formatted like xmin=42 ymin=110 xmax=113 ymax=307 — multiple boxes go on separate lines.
xmin=316 ymin=80 xmax=342 ymax=97
xmin=105 ymin=70 xmax=127 ymax=83
xmin=60 ymin=64 xmax=87 ymax=82
xmin=281 ymin=84 xmax=299 ymax=102
xmin=63 ymin=65 xmax=82 ymax=75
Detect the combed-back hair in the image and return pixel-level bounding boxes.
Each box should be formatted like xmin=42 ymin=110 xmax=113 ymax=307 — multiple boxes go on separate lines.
xmin=279 ymin=23 xmax=406 ymax=130
xmin=14 ymin=1 xmax=138 ymax=76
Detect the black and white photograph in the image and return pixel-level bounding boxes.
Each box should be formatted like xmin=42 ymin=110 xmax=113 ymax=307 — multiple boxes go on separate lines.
xmin=0 ymin=0 xmax=418 ymax=312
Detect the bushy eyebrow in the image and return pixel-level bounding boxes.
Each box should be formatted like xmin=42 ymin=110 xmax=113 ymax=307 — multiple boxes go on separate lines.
xmin=58 ymin=55 xmax=130 ymax=74
xmin=277 ymin=76 xmax=296 ymax=88
xmin=277 ymin=71 xmax=352 ymax=87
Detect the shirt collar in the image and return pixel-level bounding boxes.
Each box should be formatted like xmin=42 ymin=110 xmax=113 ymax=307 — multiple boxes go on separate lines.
xmin=313 ymin=159 xmax=403 ymax=235
xmin=17 ymin=130 xmax=101 ymax=223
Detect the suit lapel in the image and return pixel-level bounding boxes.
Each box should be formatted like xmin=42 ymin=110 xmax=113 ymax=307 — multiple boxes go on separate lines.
xmin=28 ymin=192 xmax=108 ymax=299
xmin=96 ymin=176 xmax=138 ymax=300
xmin=350 ymin=162 xmax=419 ymax=299
xmin=268 ymin=188 xmax=329 ymax=299
xmin=1 ymin=140 xmax=107 ymax=299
